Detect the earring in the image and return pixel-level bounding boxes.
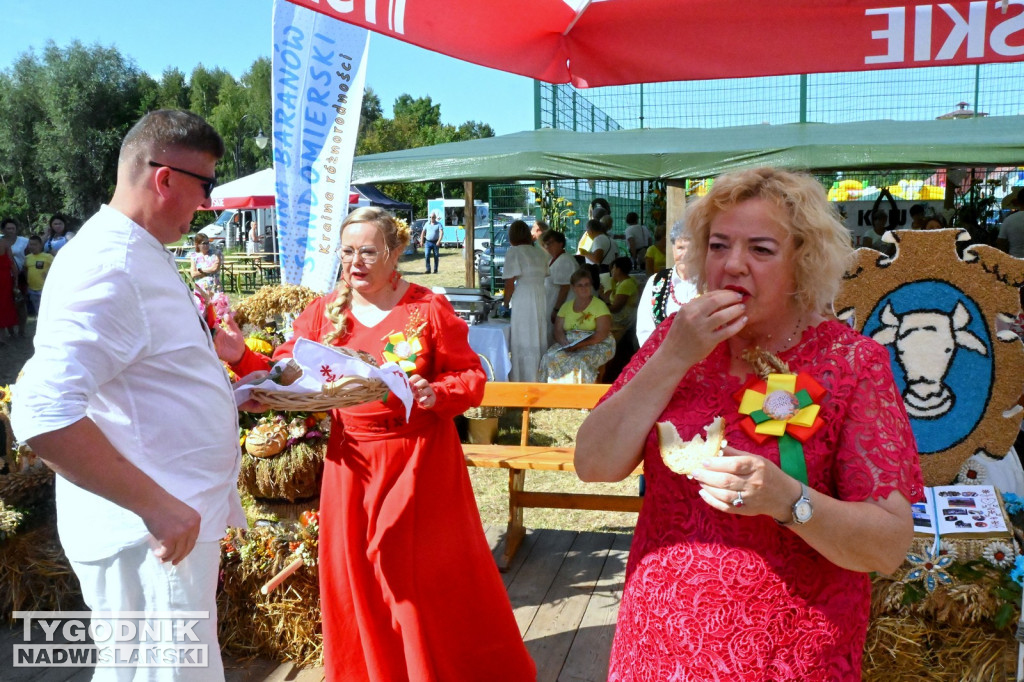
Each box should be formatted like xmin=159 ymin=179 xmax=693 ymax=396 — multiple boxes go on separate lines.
xmin=389 ymin=269 xmax=401 ymax=290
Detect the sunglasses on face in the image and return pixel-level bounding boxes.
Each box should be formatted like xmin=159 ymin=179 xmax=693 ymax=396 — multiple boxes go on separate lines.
xmin=148 ymin=160 xmax=216 ymax=199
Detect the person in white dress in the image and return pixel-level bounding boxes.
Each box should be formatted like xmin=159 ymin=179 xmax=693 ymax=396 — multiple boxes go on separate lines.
xmin=503 ymin=220 xmax=550 ymax=382
xmin=541 ymin=229 xmax=578 ymax=347
xmin=636 ymin=219 xmax=699 ymax=346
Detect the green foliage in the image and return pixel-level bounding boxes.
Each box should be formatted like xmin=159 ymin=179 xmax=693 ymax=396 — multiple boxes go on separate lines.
xmin=354 ymin=94 xmax=496 ymax=215
xmin=530 ymin=182 xmax=578 ymax=232
xmin=0 ymin=42 xmax=497 ymax=229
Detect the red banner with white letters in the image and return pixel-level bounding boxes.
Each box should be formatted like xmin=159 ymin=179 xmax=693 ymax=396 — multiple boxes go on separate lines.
xmin=287 ymin=0 xmax=1024 ymax=87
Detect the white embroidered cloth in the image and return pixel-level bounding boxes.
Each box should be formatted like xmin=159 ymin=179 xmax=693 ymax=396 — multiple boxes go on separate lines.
xmin=233 ymin=338 xmax=414 ymax=418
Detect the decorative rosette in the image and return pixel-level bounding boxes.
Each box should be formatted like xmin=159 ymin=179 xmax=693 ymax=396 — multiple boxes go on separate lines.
xmin=734 ymin=372 xmax=826 ymax=484
xmin=957 ymin=457 xmax=989 ymax=485
xmin=382 ymin=332 xmax=422 ymax=374
xmin=906 ymin=546 xmax=954 ymax=592
xmin=982 ymin=542 xmax=1016 ymax=568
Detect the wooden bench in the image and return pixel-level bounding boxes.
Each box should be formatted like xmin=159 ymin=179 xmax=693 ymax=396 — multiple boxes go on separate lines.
xmin=463 ymin=382 xmax=643 ymax=570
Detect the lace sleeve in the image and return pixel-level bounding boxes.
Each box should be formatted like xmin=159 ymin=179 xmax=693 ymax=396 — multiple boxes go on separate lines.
xmin=832 ymin=338 xmax=924 ymax=503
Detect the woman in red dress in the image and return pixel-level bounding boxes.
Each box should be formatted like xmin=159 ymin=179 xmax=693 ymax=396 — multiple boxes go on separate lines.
xmin=0 ymin=236 xmax=19 ymax=339
xmin=218 ymin=207 xmax=535 ymax=682
xmin=576 ymin=168 xmax=923 ymax=681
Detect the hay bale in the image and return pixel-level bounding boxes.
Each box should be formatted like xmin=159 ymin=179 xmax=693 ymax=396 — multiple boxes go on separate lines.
xmin=239 ymin=441 xmax=325 ymax=502
xmin=0 ymin=522 xmax=83 ymax=621
xmin=218 ymin=522 xmax=321 ymax=666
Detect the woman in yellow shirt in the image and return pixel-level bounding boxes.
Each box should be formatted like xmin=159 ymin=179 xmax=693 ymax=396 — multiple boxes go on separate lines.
xmin=645 ymin=224 xmax=667 ymax=276
xmin=539 ymin=269 xmax=615 ymax=384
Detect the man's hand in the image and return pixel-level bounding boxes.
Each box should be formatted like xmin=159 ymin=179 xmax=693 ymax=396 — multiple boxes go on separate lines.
xmin=143 ymin=495 xmax=201 ymax=564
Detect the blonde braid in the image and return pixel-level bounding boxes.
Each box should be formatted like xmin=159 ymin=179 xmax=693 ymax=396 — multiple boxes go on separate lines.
xmin=323 ymin=280 xmax=353 ymax=345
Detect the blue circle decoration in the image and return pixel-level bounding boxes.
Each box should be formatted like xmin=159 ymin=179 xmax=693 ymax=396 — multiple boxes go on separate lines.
xmin=861 ymin=280 xmax=993 ymax=455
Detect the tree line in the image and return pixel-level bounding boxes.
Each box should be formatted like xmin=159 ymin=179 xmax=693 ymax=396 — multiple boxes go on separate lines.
xmin=0 ymin=41 xmax=495 ymax=232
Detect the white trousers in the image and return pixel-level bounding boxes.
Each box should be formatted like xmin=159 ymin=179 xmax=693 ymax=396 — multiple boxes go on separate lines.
xmin=70 ymin=541 xmax=224 ymax=682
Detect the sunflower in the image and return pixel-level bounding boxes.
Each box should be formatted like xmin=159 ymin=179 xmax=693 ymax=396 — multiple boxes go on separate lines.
xmin=0 ymin=385 xmax=10 ymax=404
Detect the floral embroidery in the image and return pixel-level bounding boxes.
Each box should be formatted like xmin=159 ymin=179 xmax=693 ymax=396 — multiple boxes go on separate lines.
xmin=320 ymin=364 xmax=340 ymax=382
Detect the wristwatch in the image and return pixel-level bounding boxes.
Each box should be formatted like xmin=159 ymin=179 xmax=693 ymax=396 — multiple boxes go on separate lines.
xmin=780 ymin=482 xmax=813 ymax=526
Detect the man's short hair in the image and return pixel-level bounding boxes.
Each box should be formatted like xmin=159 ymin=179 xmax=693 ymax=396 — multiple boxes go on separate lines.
xmin=534 ymin=219 xmax=550 ymax=232
xmin=119 ymin=109 xmax=225 ymax=174
xmin=909 ymin=203 xmax=927 ymax=218
xmin=625 ymin=212 xmax=639 ymax=225
xmin=541 ymin=229 xmax=565 ymax=246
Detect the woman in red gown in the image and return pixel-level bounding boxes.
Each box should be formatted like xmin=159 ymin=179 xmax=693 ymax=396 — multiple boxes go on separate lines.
xmin=219 ymin=207 xmax=535 ymax=682
xmin=576 ymin=168 xmax=923 ymax=681
xmin=0 ymin=237 xmax=19 ymax=338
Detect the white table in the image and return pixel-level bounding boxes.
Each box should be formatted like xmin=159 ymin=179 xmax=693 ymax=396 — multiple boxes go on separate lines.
xmin=468 ymin=319 xmax=512 ymax=381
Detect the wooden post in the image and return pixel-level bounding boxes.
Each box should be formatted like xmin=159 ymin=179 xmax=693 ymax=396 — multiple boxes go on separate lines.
xmin=664 ymin=179 xmax=687 ymax=269
xmin=464 ymin=181 xmax=476 ymax=288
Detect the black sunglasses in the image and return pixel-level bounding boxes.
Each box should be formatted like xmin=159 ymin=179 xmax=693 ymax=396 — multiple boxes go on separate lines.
xmin=148 ymin=160 xmax=216 ymax=198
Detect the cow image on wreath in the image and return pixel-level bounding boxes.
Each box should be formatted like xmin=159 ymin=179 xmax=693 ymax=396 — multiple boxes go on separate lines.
xmin=870 ymin=297 xmax=988 ymax=420
xmin=836 ymin=227 xmax=1024 ymax=486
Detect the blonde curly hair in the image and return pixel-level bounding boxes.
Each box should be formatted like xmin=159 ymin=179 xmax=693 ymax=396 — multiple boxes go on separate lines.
xmin=684 ymin=167 xmax=854 ymax=316
xmin=323 ymin=207 xmax=411 ymax=345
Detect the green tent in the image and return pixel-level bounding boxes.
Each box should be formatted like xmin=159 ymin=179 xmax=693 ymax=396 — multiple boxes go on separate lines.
xmin=352 ymin=116 xmax=1024 ymax=183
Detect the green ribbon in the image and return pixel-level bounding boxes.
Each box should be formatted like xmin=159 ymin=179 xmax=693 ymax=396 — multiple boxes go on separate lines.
xmin=779 ymin=433 xmax=809 ymax=485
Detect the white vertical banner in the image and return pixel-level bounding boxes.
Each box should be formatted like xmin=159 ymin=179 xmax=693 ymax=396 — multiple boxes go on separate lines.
xmin=272 ymin=0 xmax=369 ymax=293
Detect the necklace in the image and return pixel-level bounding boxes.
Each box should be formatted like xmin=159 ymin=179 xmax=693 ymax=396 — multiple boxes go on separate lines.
xmin=668 ymin=278 xmax=684 ymax=307
xmin=763 ymin=315 xmax=804 ymax=354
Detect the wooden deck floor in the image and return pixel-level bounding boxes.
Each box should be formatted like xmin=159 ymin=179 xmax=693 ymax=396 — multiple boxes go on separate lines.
xmin=2 ymin=526 xmax=632 ymax=682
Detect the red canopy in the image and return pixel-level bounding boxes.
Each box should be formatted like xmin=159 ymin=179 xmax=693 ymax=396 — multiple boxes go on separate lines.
xmin=287 ymin=0 xmax=1024 ymax=87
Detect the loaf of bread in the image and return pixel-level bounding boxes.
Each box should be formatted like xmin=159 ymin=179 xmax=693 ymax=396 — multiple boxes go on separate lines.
xmin=657 ymin=417 xmax=727 ymax=475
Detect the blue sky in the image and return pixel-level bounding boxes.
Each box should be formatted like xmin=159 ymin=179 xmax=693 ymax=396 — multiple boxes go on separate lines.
xmin=1 ymin=0 xmax=536 ymax=136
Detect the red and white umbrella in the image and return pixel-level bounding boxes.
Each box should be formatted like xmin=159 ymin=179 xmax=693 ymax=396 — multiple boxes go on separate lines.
xmin=286 ymin=0 xmax=1024 ymax=87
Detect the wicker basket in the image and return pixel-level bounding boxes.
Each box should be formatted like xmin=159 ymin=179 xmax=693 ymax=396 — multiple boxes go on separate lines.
xmin=251 ymin=376 xmax=388 ymax=412
xmin=249 ymin=347 xmax=388 ymax=412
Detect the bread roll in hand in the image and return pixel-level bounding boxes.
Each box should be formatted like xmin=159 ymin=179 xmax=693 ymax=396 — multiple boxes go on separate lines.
xmin=657 ymin=417 xmax=727 ymax=475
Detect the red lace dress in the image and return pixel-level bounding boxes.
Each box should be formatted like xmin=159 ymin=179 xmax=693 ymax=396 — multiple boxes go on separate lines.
xmin=605 ymin=319 xmax=923 ymax=681
xmin=233 ymin=284 xmax=535 ymax=682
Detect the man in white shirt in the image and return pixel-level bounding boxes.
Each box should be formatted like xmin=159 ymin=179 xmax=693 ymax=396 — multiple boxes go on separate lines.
xmin=997 ymin=190 xmax=1024 ymax=258
xmin=624 ymin=212 xmax=651 ymax=272
xmin=12 ymin=109 xmax=244 ymax=681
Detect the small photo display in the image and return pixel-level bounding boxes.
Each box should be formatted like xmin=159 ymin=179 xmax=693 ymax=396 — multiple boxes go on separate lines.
xmin=947 ymin=497 xmax=977 ymax=508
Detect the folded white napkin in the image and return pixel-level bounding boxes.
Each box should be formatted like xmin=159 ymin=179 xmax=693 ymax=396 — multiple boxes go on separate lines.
xmin=233 ymin=338 xmax=414 ymax=419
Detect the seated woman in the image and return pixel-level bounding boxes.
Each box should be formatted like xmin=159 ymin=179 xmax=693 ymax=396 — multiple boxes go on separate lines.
xmin=538 ymin=268 xmax=615 ymax=384
xmin=189 ymin=233 xmax=222 ymax=294
xmin=602 ymin=256 xmax=640 ymax=332
xmin=576 ymin=167 xmax=922 ymax=680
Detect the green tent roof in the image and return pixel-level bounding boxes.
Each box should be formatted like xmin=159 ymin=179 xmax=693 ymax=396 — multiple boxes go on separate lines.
xmin=352 ymin=115 xmax=1024 ymax=183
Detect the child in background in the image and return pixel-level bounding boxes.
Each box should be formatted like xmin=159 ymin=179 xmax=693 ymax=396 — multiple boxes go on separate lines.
xmin=24 ymin=235 xmax=53 ymax=314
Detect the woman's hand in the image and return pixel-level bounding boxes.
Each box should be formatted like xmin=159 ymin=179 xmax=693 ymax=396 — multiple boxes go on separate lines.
xmin=689 ymin=445 xmax=801 ymax=520
xmin=409 ymin=373 xmax=436 ymax=410
xmin=658 ymin=290 xmax=746 ymax=370
xmin=213 ymin=314 xmax=248 ymax=365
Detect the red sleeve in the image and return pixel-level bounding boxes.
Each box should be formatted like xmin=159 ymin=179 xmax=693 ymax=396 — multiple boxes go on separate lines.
xmin=833 ymin=339 xmax=924 ymax=503
xmin=230 ymin=295 xmax=329 ymax=377
xmin=425 ymin=293 xmax=486 ymax=419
